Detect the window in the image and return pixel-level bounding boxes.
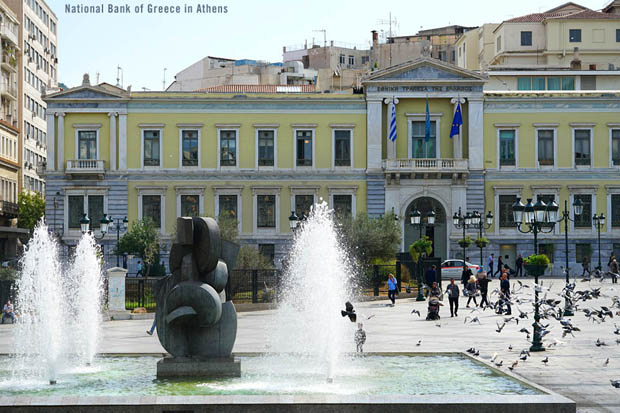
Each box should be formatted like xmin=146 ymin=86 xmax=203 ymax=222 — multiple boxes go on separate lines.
xmin=181 ymin=130 xmax=198 ymax=167
xmin=574 ymin=129 xmax=591 ymax=166
xmin=520 ymin=31 xmax=532 ymax=46
xmin=259 ymin=244 xmax=275 ymax=265
xmin=78 ymin=130 xmax=97 ymax=160
xmin=348 ymin=55 xmax=354 ymax=65
xmin=538 ymin=244 xmax=554 ymax=263
xmin=499 ymin=130 xmax=516 ymax=166
xmin=612 ymin=129 xmax=620 ymax=166
xmin=569 ymin=29 xmax=581 ymax=42
xmin=581 ymin=75 xmax=596 ymax=90
xmin=411 ymin=121 xmax=436 ymax=158
xmin=258 ymin=130 xmax=274 ymax=166
xmin=617 ymin=29 xmax=620 ymax=42
xmin=180 ymin=195 xmax=199 ymax=217
xmin=573 ymin=194 xmax=592 ymax=228
xmin=220 ymin=130 xmax=237 ymax=167
xmin=532 ymin=77 xmax=545 ymax=90
xmin=219 ymin=194 xmax=238 ymax=219
xmin=576 ymin=243 xmax=591 ymax=263
xmin=142 ymin=195 xmax=162 ymax=228
xmin=547 ymin=77 xmax=561 ymax=90
xmin=496 ymin=35 xmax=501 ymax=52
xmin=334 ymin=130 xmax=351 ymax=167
xmin=499 ymin=195 xmax=517 ymax=228
xmin=537 ymin=130 xmax=554 ymax=166
xmin=296 ymin=130 xmax=313 ymax=166
xmin=612 ymin=194 xmax=620 ymax=228
xmin=68 ymin=195 xmax=103 ymax=229
xmin=295 ymin=194 xmax=314 ymax=217
xmin=339 ymin=54 xmax=345 ymax=65
xmin=143 ymin=130 xmax=160 ymax=167
xmin=257 ymin=195 xmax=276 ymax=228
xmin=333 ymin=194 xmax=352 ymax=218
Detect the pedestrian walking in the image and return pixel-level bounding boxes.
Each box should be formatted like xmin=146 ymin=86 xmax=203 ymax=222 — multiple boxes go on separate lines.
xmin=478 ymin=271 xmax=490 ymax=308
xmin=445 ymin=278 xmax=460 ymax=317
xmin=136 ymin=260 xmax=144 ymax=277
xmin=488 ymin=254 xmax=495 ymax=277
xmin=500 ymin=272 xmax=512 ymax=315
xmin=387 ymin=273 xmax=398 ymax=306
xmin=465 ymin=275 xmax=478 ymax=307
xmin=146 ymin=318 xmax=156 ymax=335
xmin=494 ymin=255 xmax=504 ymax=277
xmin=582 ymin=255 xmax=591 ymax=277
xmin=608 ymin=252 xmax=616 ymax=270
xmin=515 ymin=253 xmax=524 ymax=277
xmin=610 ymin=256 xmax=619 ymax=284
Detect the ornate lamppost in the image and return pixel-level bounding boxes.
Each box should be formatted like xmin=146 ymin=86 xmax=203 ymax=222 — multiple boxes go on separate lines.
xmin=453 ymin=209 xmax=494 ymax=270
xmin=593 ymin=213 xmax=606 ymax=271
xmin=109 ymin=216 xmax=129 ymax=267
xmin=557 ymin=199 xmax=582 ymax=316
xmin=409 ymin=208 xmax=435 ymax=301
xmin=80 ymin=213 xmax=111 ymax=240
xmin=512 ymin=198 xmax=558 ymax=352
xmin=452 ymin=208 xmax=472 ymax=274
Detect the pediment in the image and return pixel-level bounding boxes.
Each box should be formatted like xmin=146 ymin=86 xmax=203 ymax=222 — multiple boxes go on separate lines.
xmin=364 ymin=58 xmax=485 ymax=83
xmin=45 ymin=86 xmax=127 ymax=100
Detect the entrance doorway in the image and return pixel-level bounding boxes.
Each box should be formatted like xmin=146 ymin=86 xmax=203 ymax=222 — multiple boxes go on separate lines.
xmin=404 ymin=197 xmax=447 ymax=260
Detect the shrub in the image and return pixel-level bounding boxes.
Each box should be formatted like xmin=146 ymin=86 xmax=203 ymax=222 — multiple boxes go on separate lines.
xmin=0 ymin=267 xmax=17 ymax=281
xmin=475 ymin=236 xmax=489 ymax=248
xmin=458 ymin=236 xmax=473 ymax=248
xmin=235 ymin=245 xmax=274 ymax=270
xmin=524 ymin=254 xmax=550 ymax=267
xmin=409 ymin=236 xmax=433 ymax=263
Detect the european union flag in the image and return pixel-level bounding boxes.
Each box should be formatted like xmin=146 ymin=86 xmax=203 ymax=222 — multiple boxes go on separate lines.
xmin=450 ymin=102 xmax=463 ymax=139
xmin=424 ymin=98 xmax=431 ymax=142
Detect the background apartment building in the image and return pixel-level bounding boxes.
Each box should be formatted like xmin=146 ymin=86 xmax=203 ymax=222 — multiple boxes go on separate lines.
xmin=7 ymin=0 xmax=57 ymax=195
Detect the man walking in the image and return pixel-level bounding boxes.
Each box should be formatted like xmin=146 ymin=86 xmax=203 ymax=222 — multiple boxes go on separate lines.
xmin=582 ymin=255 xmax=591 ymax=277
xmin=478 ymin=271 xmax=490 ymax=308
xmin=495 ymin=255 xmax=504 ymax=277
xmin=610 ymin=256 xmax=619 ymax=284
xmin=445 ymin=278 xmax=460 ymax=317
xmin=515 ymin=253 xmax=524 ymax=277
xmin=488 ymin=254 xmax=495 ymax=277
xmin=500 ymin=272 xmax=512 ymax=315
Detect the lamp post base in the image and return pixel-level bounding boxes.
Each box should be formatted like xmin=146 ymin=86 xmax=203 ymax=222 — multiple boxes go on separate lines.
xmin=416 ymin=292 xmax=425 ymax=301
xmin=529 ymin=342 xmax=546 ymax=352
xmin=563 ymin=303 xmax=574 ymax=317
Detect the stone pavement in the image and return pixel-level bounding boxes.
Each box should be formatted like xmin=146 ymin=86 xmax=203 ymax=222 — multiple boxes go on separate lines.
xmin=0 ymin=277 xmax=618 ymax=412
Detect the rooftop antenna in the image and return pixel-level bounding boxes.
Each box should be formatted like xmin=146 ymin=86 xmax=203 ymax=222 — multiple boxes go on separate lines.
xmin=163 ymin=68 xmax=167 ymax=90
xmin=96 ymin=72 xmax=100 ymax=84
xmin=142 ymin=87 xmax=150 ymax=91
xmin=116 ymin=65 xmax=123 ymax=88
xmin=377 ymin=12 xmax=398 ymax=39
xmin=313 ymin=29 xmax=326 ymax=47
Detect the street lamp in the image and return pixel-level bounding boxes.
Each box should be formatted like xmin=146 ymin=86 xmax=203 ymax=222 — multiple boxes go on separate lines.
xmin=593 ymin=213 xmax=606 ymax=271
xmin=80 ymin=213 xmax=110 ymax=240
xmin=452 ymin=208 xmax=491 ymax=272
xmin=512 ymin=198 xmax=556 ymax=352
xmin=409 ymin=208 xmax=435 ymax=301
xmin=288 ymin=211 xmax=299 ymax=231
xmin=109 ymin=216 xmax=129 ymax=267
xmin=557 ymin=199 xmax=582 ymax=316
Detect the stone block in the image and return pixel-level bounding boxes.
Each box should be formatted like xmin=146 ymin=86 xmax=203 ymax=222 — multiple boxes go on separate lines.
xmin=156 ymin=356 xmax=241 ymax=378
xmin=175 ymin=217 xmax=194 ymax=245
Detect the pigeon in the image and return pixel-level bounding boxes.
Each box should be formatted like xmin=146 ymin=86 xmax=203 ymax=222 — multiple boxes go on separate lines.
xmin=542 ymin=357 xmax=549 ymax=365
xmin=496 ymin=322 xmax=506 ymax=333
xmin=509 ymin=360 xmax=518 ymax=371
xmin=466 ymin=347 xmax=475 ymax=353
xmin=464 ymin=316 xmax=481 ymax=325
xmin=519 ymin=328 xmax=531 ymax=335
xmin=416 ymin=340 xmax=422 ymax=346
xmin=604 ymin=358 xmax=610 ymax=367
xmin=411 ymin=309 xmax=421 ymax=317
xmin=341 ymin=301 xmax=357 ymax=322
xmin=495 ymin=360 xmax=503 ymax=367
xmin=614 ymin=324 xmax=620 ymax=335
xmin=354 ymin=323 xmax=366 ymax=353
xmin=596 ymin=338 xmax=608 ymax=347
xmin=611 ymin=380 xmax=620 ymax=388
xmin=490 ymin=352 xmax=498 ymax=362
xmin=508 ymin=344 xmax=513 ymax=351
xmin=474 ymin=349 xmax=479 ymax=356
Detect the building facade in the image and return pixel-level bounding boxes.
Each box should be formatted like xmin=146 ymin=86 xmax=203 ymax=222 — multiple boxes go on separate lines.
xmin=6 ymin=0 xmax=57 ymax=194
xmin=44 ymin=56 xmax=620 ymax=274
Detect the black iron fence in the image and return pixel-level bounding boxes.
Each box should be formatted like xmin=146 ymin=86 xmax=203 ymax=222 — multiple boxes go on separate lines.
xmin=125 ymin=277 xmax=158 ymax=311
xmin=226 ymin=269 xmax=281 ymax=304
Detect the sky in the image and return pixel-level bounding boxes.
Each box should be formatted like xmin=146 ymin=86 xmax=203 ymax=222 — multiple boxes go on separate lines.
xmin=49 ymin=0 xmax=611 ymax=91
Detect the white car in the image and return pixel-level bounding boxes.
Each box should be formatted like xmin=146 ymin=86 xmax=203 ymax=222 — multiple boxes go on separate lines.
xmin=441 ymin=260 xmax=481 ymax=279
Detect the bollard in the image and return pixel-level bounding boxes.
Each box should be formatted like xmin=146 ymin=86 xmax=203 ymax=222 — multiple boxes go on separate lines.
xmin=251 ymin=270 xmax=258 ymax=303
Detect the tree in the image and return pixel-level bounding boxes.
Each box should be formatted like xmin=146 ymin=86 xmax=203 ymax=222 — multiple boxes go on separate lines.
xmin=235 ymin=245 xmax=274 ymax=270
xmin=217 ymin=211 xmax=239 ymax=242
xmin=115 ymin=219 xmax=161 ymax=275
xmin=17 ymin=191 xmax=45 ymax=231
xmin=339 ymin=212 xmax=402 ymax=269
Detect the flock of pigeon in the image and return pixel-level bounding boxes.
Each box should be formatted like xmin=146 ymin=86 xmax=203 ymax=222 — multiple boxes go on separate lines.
xmin=342 ymin=269 xmax=620 ymax=390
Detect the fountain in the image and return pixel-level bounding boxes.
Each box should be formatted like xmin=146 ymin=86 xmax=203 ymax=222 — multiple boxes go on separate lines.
xmin=0 ymin=214 xmax=575 ymax=412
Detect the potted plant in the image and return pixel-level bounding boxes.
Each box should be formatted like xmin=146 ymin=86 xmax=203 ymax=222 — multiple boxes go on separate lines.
xmin=409 ymin=236 xmax=433 ymax=263
xmin=475 ymin=236 xmax=489 ymax=248
xmin=523 ymin=254 xmax=550 ymax=276
xmin=458 ymin=236 xmax=472 ymax=248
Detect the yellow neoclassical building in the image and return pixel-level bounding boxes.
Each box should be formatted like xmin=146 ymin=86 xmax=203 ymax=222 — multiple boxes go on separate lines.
xmin=43 ymin=59 xmax=620 ymax=273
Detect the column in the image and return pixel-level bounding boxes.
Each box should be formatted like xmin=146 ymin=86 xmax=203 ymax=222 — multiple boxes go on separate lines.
xmin=384 ymin=97 xmax=399 ymax=160
xmin=450 ymin=97 xmax=466 ymax=159
xmin=118 ymin=113 xmax=127 ymax=170
xmin=467 ymin=98 xmax=484 ymax=170
xmin=107 ymin=267 xmax=130 ymax=320
xmin=108 ymin=112 xmax=117 ymax=170
xmin=46 ymin=113 xmax=55 ymax=171
xmin=367 ymin=99 xmax=383 ymax=171
xmin=56 ymin=112 xmax=65 ymax=170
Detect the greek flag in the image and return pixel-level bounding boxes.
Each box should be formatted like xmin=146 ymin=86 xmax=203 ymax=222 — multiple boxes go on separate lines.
xmin=424 ymin=97 xmax=431 ymax=142
xmin=389 ymin=99 xmax=397 ymax=142
xmin=450 ymin=102 xmax=463 ymax=139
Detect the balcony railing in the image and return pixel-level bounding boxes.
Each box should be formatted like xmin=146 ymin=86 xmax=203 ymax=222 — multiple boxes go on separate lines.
xmin=382 ymin=158 xmax=469 ymax=172
xmin=0 ymin=25 xmax=19 ymax=46
xmin=0 ymin=54 xmax=16 ymax=72
xmin=0 ymin=83 xmax=16 ymax=99
xmin=66 ymin=159 xmax=106 ymax=174
xmin=0 ymin=200 xmax=18 ymax=218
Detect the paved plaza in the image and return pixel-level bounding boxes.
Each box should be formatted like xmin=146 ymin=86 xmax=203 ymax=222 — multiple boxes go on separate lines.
xmin=0 ymin=277 xmax=618 ymax=412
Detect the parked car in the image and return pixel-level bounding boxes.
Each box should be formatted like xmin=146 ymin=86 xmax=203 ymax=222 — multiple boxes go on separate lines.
xmin=441 ymin=260 xmax=480 ymax=278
